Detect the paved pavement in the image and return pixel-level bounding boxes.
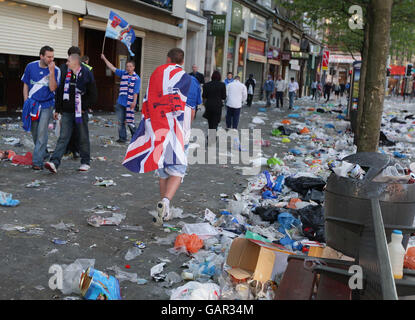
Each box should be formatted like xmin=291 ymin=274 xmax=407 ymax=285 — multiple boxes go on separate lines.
xmin=0 ymin=96 xmax=351 ymax=299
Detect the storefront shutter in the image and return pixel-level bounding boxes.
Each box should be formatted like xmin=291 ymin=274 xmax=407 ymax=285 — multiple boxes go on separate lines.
xmin=142 ymin=31 xmax=177 ymax=88
xmin=0 ymin=2 xmax=73 ymax=59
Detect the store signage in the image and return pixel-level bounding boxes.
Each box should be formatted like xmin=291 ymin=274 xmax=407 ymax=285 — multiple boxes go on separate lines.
xmin=268 ymin=59 xmax=280 ymax=65
xmin=290 ymin=39 xmax=300 ymax=52
xmin=290 ymin=63 xmax=300 ymax=71
xmin=231 ymin=1 xmax=243 ymax=34
xmin=247 ymin=37 xmax=265 ymax=55
xmin=252 ymin=15 xmax=266 ymax=33
xmin=212 ymin=15 xmax=226 ymax=36
xmin=267 ymin=47 xmax=280 ymax=59
xmin=322 ymin=50 xmax=330 ymax=70
xmin=281 ymin=52 xmax=291 ymax=61
xmin=291 ymin=52 xmax=309 ymax=59
xmin=248 ymin=53 xmax=267 ymax=63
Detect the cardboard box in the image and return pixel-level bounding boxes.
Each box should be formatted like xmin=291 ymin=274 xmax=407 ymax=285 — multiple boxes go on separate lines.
xmin=226 ymin=238 xmax=294 ymax=283
xmin=308 ymin=246 xmax=354 ymax=261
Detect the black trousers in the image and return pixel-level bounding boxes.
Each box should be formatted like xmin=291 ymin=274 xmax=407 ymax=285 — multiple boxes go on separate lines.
xmin=276 ymin=91 xmax=284 ymax=108
xmin=325 ymin=91 xmax=331 ymax=102
xmin=247 ymin=94 xmax=254 ymax=106
xmin=311 ymin=88 xmax=316 ymax=99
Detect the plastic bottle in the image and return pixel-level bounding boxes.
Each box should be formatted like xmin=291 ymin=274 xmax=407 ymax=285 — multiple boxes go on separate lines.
xmin=388 ymin=230 xmax=406 ymax=279
xmin=273 ymin=175 xmax=285 ymax=193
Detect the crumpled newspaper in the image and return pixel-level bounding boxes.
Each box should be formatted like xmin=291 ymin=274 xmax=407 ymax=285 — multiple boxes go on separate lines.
xmin=93 ymin=177 xmax=116 ymax=187
xmin=87 ymin=213 xmax=126 ymax=227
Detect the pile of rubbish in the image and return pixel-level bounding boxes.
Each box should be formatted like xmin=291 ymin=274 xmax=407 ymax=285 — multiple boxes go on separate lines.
xmin=4 ymin=97 xmax=415 ymax=300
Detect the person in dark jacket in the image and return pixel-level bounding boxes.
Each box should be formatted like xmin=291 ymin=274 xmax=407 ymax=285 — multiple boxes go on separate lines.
xmin=189 ymin=64 xmax=205 ymax=85
xmin=45 ymin=53 xmax=97 ymax=173
xmin=202 ymin=70 xmax=226 ymax=132
xmin=61 ymin=46 xmax=94 ymax=159
xmin=263 ymin=75 xmax=275 ymax=107
xmin=245 ymin=74 xmax=256 ymax=107
xmin=324 ymin=82 xmax=332 ymax=103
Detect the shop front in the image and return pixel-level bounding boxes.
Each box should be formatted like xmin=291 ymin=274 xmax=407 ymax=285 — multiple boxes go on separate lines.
xmin=267 ymin=47 xmax=281 ymax=81
xmin=0 ymin=1 xmax=77 ymax=113
xmin=246 ymin=37 xmax=267 ymax=99
xmin=237 ymin=38 xmax=246 ymax=79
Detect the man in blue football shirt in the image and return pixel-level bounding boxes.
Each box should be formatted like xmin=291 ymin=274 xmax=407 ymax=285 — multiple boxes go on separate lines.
xmin=101 ymin=54 xmax=140 ymax=143
xmin=21 ymin=46 xmax=60 ymax=170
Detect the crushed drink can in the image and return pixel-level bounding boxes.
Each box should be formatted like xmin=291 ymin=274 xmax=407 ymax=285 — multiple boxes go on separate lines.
xmin=328 ymin=160 xmax=341 ymax=171
xmin=79 ymin=267 xmax=122 ymax=300
xmin=348 ymin=164 xmax=365 ymax=180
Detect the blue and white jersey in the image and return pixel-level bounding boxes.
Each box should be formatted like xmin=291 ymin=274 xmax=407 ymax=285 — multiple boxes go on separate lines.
xmin=21 ymin=60 xmax=61 ymax=109
xmin=186 ymin=76 xmax=202 ymax=110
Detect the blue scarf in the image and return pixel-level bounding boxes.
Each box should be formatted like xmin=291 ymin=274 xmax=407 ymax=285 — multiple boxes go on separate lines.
xmin=63 ymin=67 xmax=83 ymax=123
xmin=119 ymin=72 xmax=138 ymax=124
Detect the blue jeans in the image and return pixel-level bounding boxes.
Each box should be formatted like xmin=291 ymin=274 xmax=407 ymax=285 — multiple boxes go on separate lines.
xmin=31 ymin=107 xmax=53 ymax=167
xmin=50 ymin=112 xmax=90 ymax=168
xmin=156 ymin=145 xmax=189 ymax=180
xmin=226 ymin=107 xmax=241 ymax=129
xmin=115 ymin=103 xmax=127 ymax=141
xmin=289 ymin=92 xmax=296 ymax=109
xmin=265 ymin=90 xmax=272 ymax=106
xmin=115 ymin=103 xmax=136 ymax=141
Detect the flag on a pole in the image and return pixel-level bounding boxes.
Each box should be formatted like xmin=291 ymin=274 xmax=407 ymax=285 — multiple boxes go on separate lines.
xmin=105 ymin=11 xmax=136 ymax=56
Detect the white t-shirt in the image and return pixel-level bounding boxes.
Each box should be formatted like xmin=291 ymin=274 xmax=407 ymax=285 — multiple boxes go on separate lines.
xmin=226 ymin=80 xmax=248 ymax=109
xmin=288 ymin=81 xmax=299 ymax=92
xmin=275 ymin=80 xmax=286 ymax=92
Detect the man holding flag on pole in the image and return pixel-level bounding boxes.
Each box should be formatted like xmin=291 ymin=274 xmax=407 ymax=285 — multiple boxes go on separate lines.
xmin=122 ymin=48 xmax=199 ymax=225
xmin=101 ymin=10 xmax=140 ymax=143
xmin=101 ymin=55 xmax=140 ymax=143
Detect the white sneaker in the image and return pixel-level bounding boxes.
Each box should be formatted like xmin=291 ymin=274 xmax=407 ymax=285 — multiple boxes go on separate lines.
xmin=79 ymin=164 xmax=90 ymax=172
xmin=155 ymin=200 xmax=170 ymax=225
xmin=44 ymin=162 xmax=57 ymax=174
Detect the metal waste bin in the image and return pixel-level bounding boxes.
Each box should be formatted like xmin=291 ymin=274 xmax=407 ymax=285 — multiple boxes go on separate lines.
xmin=324 ymin=152 xmax=415 ymax=258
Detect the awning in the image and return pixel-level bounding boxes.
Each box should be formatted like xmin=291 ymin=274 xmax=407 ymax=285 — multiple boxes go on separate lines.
xmin=329 ymin=54 xmax=361 ymax=64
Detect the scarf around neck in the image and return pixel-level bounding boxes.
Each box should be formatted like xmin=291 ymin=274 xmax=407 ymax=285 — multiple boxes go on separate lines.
xmin=119 ymin=72 xmax=138 ymax=124
xmin=63 ymin=66 xmax=83 ymax=123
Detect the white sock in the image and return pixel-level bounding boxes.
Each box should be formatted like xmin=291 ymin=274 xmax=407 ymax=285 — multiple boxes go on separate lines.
xmin=162 ymin=198 xmax=170 ymax=206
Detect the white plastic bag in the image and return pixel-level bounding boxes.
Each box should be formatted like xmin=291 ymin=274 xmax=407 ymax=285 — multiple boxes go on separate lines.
xmin=182 ymin=223 xmax=219 ymax=239
xmin=373 ymin=164 xmax=410 ymax=183
xmin=170 ymin=281 xmax=221 ymax=300
xmin=124 ymin=247 xmax=143 ymax=261
xmin=59 ymin=259 xmax=95 ymax=295
xmin=332 ymin=161 xmax=354 ymax=178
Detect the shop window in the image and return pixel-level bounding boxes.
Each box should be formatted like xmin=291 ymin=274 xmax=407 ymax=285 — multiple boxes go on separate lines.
xmin=186 ymin=0 xmax=200 ymax=12
xmin=214 ymin=36 xmax=225 ymax=74
xmin=227 ymin=36 xmax=236 ymax=75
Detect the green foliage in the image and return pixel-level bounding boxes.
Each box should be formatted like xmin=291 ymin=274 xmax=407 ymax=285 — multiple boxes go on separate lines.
xmin=276 ymin=0 xmax=415 ymax=59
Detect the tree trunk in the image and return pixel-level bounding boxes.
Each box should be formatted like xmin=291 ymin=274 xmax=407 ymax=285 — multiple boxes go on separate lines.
xmin=356 ymin=0 xmax=393 ymax=152
xmin=355 ymin=22 xmax=370 ymax=142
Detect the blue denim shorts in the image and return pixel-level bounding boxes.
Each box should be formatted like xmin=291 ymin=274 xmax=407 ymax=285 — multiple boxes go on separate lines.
xmin=155 ymin=145 xmax=189 ymax=179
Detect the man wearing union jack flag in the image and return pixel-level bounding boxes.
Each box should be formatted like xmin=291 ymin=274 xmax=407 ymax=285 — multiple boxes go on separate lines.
xmin=122 ymin=48 xmax=199 ymax=225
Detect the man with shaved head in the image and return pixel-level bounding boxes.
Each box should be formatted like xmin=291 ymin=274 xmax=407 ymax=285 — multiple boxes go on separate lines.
xmin=189 ymin=64 xmax=205 ymax=85
xmin=45 ymin=54 xmax=97 ymax=173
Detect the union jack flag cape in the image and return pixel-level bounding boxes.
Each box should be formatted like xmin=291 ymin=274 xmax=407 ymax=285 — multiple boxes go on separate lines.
xmin=122 ymin=64 xmax=192 ymax=173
